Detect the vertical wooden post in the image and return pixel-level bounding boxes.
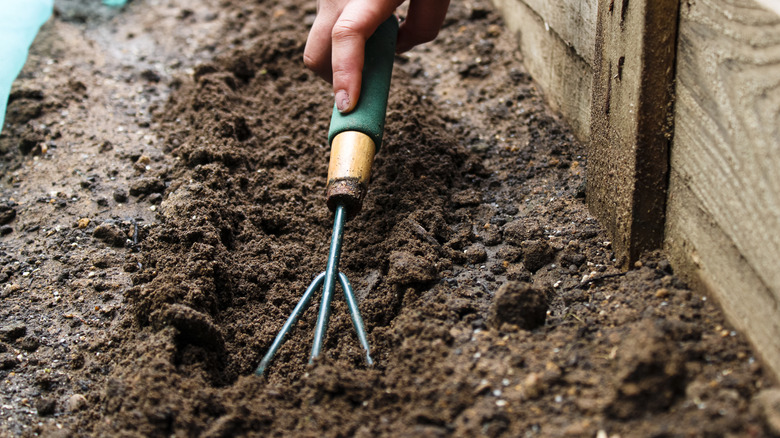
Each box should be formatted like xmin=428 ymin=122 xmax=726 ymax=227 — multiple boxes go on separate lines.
xmin=587 ymin=0 xmax=679 ymax=267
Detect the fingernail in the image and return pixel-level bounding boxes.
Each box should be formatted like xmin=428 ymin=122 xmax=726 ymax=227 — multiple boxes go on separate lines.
xmin=336 ymin=90 xmax=350 ymax=112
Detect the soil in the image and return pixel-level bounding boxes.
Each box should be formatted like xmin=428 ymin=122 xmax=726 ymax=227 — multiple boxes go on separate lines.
xmin=0 ymin=0 xmax=777 ymax=437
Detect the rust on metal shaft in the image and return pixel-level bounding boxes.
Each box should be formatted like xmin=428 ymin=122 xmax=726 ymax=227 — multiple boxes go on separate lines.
xmin=327 ymin=178 xmax=365 ymax=217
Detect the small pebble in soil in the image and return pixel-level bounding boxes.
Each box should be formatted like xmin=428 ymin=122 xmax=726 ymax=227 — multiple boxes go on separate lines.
xmin=488 ymin=282 xmax=548 ymax=330
xmin=489 ymin=262 xmax=505 ymax=275
xmin=497 ymin=246 xmax=523 ymax=263
xmin=65 ymin=394 xmax=88 ymax=412
xmin=481 ymin=226 xmax=502 ymax=246
xmin=148 ymin=193 xmax=163 ymax=204
xmin=506 ymin=264 xmax=532 ymax=282
xmin=502 ymin=220 xmax=527 ymax=246
xmin=129 ymin=177 xmax=165 ymax=197
xmin=521 ymin=239 xmax=555 ymax=272
xmin=0 ymin=225 xmax=12 ymax=236
xmin=464 ymin=244 xmax=487 ymax=264
xmin=113 ymin=189 xmax=128 ymax=203
xmin=522 ymin=372 xmax=546 ymax=399
xmin=36 ymin=398 xmax=57 ymax=417
xmin=92 ymin=223 xmax=127 ymax=247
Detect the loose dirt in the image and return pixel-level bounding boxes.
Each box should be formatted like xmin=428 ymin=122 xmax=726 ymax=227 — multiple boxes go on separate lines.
xmin=0 ymin=0 xmax=777 ymax=437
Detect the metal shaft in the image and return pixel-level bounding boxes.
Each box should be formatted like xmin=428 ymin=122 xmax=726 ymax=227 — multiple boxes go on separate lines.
xmin=310 ymin=203 xmax=347 ymax=362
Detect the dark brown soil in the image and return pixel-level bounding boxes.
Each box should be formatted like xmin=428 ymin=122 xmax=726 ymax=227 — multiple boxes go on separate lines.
xmin=0 ymin=0 xmax=777 ymax=437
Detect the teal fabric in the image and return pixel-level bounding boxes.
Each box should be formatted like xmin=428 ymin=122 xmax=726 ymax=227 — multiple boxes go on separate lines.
xmin=102 ymin=0 xmax=127 ymax=6
xmin=0 ymin=0 xmax=53 ymax=133
xmin=328 ymin=17 xmax=398 ymax=152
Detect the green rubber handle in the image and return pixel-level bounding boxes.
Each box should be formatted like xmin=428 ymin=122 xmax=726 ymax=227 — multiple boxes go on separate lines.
xmin=327 ymin=16 xmax=398 ymax=151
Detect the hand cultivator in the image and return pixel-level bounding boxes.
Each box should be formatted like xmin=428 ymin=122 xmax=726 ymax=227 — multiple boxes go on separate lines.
xmin=256 ymin=17 xmax=398 ymax=375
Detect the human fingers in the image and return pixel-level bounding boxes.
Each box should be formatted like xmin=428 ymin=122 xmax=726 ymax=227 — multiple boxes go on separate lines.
xmin=330 ymin=0 xmax=400 ymax=113
xmin=396 ymin=0 xmax=450 ymax=53
xmin=303 ymin=3 xmax=340 ymax=83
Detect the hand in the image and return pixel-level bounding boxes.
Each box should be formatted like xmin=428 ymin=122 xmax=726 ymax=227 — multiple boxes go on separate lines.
xmin=304 ymin=0 xmax=450 ymax=113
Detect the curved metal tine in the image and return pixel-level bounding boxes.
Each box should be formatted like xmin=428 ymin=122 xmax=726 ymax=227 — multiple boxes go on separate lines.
xmin=255 ymin=272 xmax=326 ymax=376
xmin=338 ymin=272 xmax=373 ymax=365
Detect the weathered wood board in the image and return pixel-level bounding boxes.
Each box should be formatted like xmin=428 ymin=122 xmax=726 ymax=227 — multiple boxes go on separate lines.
xmin=491 ymin=0 xmax=596 ymax=141
xmin=665 ymin=0 xmax=780 ymax=378
xmin=587 ymin=0 xmax=679 ymax=266
xmin=520 ymin=0 xmax=598 ymax=64
xmin=492 ymin=0 xmax=780 ymax=379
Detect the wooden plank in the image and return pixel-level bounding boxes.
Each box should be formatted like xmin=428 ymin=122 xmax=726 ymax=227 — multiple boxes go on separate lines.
xmin=665 ymin=0 xmax=780 ymax=379
xmin=587 ymin=0 xmax=679 ymax=267
xmin=666 ymin=173 xmax=780 ymax=381
xmin=521 ymin=0 xmax=598 ymax=64
xmin=491 ymin=0 xmax=593 ymax=141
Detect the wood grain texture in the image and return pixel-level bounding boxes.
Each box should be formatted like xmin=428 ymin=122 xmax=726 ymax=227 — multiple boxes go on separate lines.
xmin=521 ymin=0 xmax=598 ymax=64
xmin=587 ymin=0 xmax=679 ymax=266
xmin=329 ymin=131 xmax=376 ymax=185
xmin=491 ymin=0 xmax=594 ymax=141
xmin=666 ymin=173 xmax=780 ymax=381
xmin=666 ymin=0 xmax=780 ymax=379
